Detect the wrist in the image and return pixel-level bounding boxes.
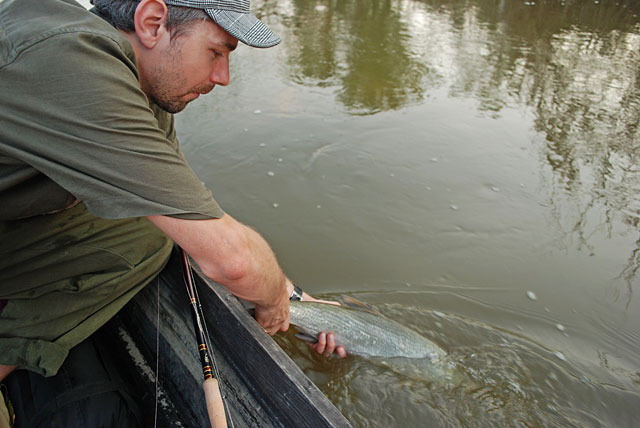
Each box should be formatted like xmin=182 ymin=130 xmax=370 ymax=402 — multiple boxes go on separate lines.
xmin=289 ymin=283 xmax=303 ymax=301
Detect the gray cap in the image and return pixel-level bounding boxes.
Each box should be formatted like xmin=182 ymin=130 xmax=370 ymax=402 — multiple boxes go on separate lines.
xmin=163 ymin=0 xmax=280 ymax=48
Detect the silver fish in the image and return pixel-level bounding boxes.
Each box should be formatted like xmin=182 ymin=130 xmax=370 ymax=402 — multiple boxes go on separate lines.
xmin=289 ymin=300 xmax=446 ymax=360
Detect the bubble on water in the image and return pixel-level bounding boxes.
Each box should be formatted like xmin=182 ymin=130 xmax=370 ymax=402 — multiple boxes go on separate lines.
xmin=278 ymin=158 xmax=283 ymax=163
xmin=253 ymin=109 xmax=262 ymax=114
xmin=433 ymin=311 xmax=445 ymax=318
xmin=272 ymin=203 xmax=279 ymax=208
xmin=526 ymin=291 xmax=537 ymax=301
xmin=430 ymin=157 xmax=439 ymax=163
xmin=267 ymin=171 xmax=275 ymax=177
xmin=555 ymin=323 xmax=565 ymax=332
xmin=425 ymin=186 xmax=432 ymax=191
xmin=316 ymin=205 xmax=322 ymax=209
xmin=389 ymin=173 xmax=395 ymax=177
xmin=490 ymin=185 xmax=501 ymax=192
xmin=243 ymin=128 xmax=249 ymax=132
xmin=259 ymin=143 xmax=266 ymax=147
xmin=554 ymin=351 xmax=567 ymax=361
xmin=450 ymin=204 xmax=459 ymax=211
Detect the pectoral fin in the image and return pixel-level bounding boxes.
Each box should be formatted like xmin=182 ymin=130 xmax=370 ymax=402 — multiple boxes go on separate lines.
xmin=294 ymin=332 xmax=318 ymax=344
xmin=340 ymin=294 xmax=382 ymax=315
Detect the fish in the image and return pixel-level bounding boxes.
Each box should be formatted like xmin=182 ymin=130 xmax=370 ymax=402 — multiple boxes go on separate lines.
xmin=288 ymin=299 xmax=446 ymax=361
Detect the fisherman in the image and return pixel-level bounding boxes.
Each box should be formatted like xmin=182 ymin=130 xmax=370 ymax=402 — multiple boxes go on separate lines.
xmin=0 ymin=0 xmax=344 ymax=425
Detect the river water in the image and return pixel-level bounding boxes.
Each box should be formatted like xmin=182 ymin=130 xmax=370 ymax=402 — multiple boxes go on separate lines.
xmin=175 ymin=0 xmax=640 ymax=426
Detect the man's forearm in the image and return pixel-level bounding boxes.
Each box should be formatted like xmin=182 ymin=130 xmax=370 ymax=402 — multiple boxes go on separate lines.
xmin=147 ymin=214 xmax=287 ymax=307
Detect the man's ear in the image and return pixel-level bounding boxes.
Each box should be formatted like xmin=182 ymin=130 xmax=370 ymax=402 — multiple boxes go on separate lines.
xmin=133 ymin=0 xmax=169 ymax=49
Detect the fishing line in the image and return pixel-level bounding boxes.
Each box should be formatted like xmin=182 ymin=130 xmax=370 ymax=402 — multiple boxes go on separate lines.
xmin=153 ymin=275 xmax=160 ymax=428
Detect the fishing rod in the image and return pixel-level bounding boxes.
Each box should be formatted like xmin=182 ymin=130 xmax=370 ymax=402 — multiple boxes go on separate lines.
xmin=180 ymin=248 xmax=229 ymax=428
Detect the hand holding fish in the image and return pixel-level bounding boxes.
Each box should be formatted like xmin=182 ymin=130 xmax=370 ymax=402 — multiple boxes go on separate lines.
xmin=309 ymin=331 xmax=348 ymax=358
xmin=286 ymin=280 xmax=347 ymax=358
xmin=254 ymin=288 xmax=290 ymax=336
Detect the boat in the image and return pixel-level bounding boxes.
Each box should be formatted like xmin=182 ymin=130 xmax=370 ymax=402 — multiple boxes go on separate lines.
xmin=97 ymin=248 xmax=353 ymax=427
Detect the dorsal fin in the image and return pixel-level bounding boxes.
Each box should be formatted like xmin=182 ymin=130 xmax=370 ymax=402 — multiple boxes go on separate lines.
xmin=340 ymin=294 xmax=383 ymax=316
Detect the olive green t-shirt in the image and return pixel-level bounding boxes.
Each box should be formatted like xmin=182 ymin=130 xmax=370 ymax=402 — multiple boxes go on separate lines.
xmin=0 ymin=0 xmax=224 ymax=220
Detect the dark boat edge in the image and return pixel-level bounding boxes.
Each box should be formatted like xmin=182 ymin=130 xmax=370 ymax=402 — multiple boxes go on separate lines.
xmin=98 ymin=248 xmax=353 ymax=427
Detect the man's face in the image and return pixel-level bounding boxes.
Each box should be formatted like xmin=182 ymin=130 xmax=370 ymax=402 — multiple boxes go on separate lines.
xmin=142 ymin=19 xmax=238 ymax=113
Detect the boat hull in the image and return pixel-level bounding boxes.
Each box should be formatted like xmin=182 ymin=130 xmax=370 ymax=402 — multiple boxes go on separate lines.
xmin=99 ymin=249 xmax=352 ymax=427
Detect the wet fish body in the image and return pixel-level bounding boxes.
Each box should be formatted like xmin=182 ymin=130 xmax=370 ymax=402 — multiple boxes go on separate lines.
xmin=289 ymin=301 xmax=446 ymax=360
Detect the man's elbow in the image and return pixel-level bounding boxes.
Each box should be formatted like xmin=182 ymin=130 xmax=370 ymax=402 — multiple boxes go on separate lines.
xmin=200 ymin=250 xmax=251 ymax=284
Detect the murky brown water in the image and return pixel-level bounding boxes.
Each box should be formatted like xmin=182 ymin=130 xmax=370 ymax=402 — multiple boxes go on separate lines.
xmin=175 ymin=0 xmax=640 ymax=426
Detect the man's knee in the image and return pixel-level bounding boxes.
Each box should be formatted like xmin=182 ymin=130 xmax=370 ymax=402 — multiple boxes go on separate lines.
xmin=2 ymin=336 xmax=140 ymax=428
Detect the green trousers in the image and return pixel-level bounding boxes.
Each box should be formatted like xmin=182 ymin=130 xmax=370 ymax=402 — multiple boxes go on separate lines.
xmin=0 ymin=203 xmax=173 ymax=377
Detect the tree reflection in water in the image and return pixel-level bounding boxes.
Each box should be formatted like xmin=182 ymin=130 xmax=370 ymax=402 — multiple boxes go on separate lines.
xmin=269 ymin=0 xmax=640 ymax=298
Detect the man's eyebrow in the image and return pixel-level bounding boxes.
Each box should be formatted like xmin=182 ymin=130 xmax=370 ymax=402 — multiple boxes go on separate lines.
xmin=213 ymin=41 xmax=238 ymax=52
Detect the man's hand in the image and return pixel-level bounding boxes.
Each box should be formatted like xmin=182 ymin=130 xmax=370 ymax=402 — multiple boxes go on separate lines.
xmin=287 ymin=280 xmax=347 ymax=358
xmin=254 ymin=289 xmax=290 ymax=335
xmin=309 ymin=332 xmax=347 ymax=358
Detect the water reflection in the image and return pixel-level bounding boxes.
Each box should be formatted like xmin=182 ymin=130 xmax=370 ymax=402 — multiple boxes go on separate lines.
xmin=282 ymin=0 xmax=433 ymax=114
xmin=275 ymin=0 xmax=640 ymax=290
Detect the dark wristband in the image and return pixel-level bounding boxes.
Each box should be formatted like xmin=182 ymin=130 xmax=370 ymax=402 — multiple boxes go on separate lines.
xmin=289 ymin=284 xmax=303 ymax=301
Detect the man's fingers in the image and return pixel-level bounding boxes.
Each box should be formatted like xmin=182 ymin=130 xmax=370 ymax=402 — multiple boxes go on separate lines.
xmin=263 ymin=318 xmax=289 ymax=335
xmin=254 ymin=300 xmax=290 ymax=336
xmin=308 ymin=332 xmax=348 ymax=358
xmin=325 ymin=332 xmax=336 ymax=356
xmin=313 ymin=332 xmax=327 ymax=353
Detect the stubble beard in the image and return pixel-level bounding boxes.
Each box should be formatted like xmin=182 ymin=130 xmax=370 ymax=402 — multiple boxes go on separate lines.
xmin=144 ymin=41 xmax=213 ymax=114
xmin=146 ymin=73 xmax=215 ymax=114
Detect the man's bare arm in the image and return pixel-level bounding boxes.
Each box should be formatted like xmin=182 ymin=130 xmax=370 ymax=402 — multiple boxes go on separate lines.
xmin=147 ymin=214 xmax=289 ymax=335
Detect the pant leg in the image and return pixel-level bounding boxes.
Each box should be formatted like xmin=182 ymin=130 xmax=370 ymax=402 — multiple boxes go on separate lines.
xmin=0 ymin=203 xmax=173 ymax=376
xmin=4 ymin=334 xmax=141 ymax=428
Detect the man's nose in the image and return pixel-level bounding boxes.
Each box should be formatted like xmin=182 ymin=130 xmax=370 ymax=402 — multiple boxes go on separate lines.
xmin=210 ymin=60 xmax=230 ymax=86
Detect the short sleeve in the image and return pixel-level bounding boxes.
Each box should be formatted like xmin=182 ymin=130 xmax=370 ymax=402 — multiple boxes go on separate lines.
xmin=0 ymin=29 xmax=224 ymax=220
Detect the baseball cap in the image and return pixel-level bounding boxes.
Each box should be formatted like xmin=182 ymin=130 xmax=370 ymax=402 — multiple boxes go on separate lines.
xmin=163 ymin=0 xmax=280 ymax=48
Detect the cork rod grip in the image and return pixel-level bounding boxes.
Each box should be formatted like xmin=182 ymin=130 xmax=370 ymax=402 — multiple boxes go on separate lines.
xmin=203 ymin=378 xmax=227 ymax=428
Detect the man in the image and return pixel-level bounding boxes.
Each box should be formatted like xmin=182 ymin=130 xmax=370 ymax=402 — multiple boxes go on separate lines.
xmin=0 ymin=0 xmax=344 ymax=423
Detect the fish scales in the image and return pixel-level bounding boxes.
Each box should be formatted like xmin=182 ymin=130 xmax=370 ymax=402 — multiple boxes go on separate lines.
xmin=289 ymin=301 xmax=446 ymax=359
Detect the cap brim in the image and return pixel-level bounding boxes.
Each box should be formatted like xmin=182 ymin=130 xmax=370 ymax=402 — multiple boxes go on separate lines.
xmin=206 ymin=9 xmax=280 ymax=48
